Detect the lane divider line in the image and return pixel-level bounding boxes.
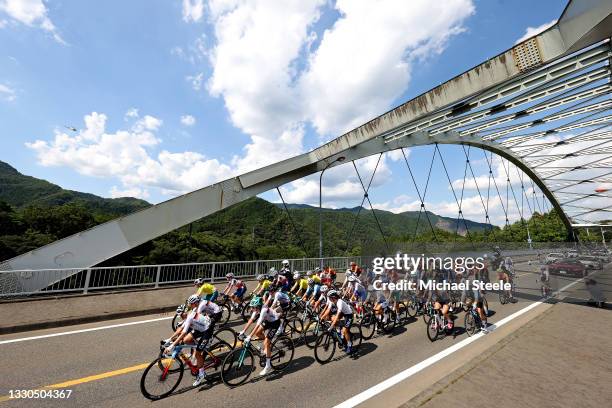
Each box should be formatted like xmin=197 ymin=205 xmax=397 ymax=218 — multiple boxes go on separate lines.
xmin=333 ymin=276 xmax=585 ymax=408
xmin=0 ymin=316 xmax=172 ymax=345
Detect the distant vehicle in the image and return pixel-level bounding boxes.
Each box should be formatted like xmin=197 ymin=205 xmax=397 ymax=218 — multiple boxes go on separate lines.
xmin=548 ymin=259 xmax=586 ymax=278
xmin=588 ymin=250 xmax=610 ymax=263
xmin=578 ymin=256 xmax=603 ymax=270
xmin=566 ymin=250 xmax=579 ymax=258
xmin=546 ymin=253 xmax=565 ymax=264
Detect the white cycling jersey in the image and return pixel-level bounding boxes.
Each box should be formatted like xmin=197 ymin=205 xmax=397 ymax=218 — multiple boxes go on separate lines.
xmin=182 ymin=311 xmax=211 ymax=334
xmin=335 ymin=298 xmax=353 ymax=314
xmin=197 ymin=300 xmax=220 ymax=315
xmin=272 ymin=291 xmax=290 ymax=307
xmin=256 ymin=306 xmax=281 ymax=325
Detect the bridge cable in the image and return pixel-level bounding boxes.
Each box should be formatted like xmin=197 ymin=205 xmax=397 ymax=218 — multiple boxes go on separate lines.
xmin=400 ymin=148 xmax=439 ymax=243
xmin=276 ymin=187 xmax=309 ymax=256
xmin=453 ymin=146 xmax=471 ymax=242
xmin=461 ymin=145 xmax=496 ymax=240
xmin=434 ymin=144 xmax=474 ymax=247
xmin=410 ymin=146 xmax=438 ymax=245
xmin=344 ymin=153 xmax=384 ymax=253
xmin=499 ymin=159 xmax=530 ymax=236
xmin=516 ymin=168 xmax=536 ymax=242
xmin=482 ymin=150 xmax=511 ymax=227
xmin=351 ymin=156 xmax=390 ymax=254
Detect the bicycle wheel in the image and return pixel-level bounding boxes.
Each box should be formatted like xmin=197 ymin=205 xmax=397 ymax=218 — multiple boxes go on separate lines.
xmin=221 ymin=347 xmax=255 ymax=387
xmin=405 ymin=300 xmax=417 ymax=318
xmin=349 ymin=324 xmax=363 ymax=349
xmin=360 ymin=313 xmax=375 ymax=340
xmin=218 ymin=304 xmax=231 ymax=326
xmin=426 ymin=316 xmax=439 ymax=342
xmin=140 ymin=357 xmax=184 ymax=400
xmin=205 ymin=341 xmax=232 ymax=373
xmin=303 ymin=318 xmax=320 ymax=348
xmin=285 ymin=317 xmax=304 ymax=343
xmin=382 ymin=311 xmax=396 ymax=334
xmin=214 ymin=327 xmax=237 ymax=349
xmin=241 ymin=305 xmax=252 ymax=322
xmin=171 ymin=313 xmax=184 ymax=331
xmin=464 ymin=312 xmax=477 ymax=336
xmin=314 ymin=332 xmax=336 ymax=364
xmin=397 ymin=303 xmax=407 ymax=322
xmin=270 ymin=335 xmax=294 ymax=371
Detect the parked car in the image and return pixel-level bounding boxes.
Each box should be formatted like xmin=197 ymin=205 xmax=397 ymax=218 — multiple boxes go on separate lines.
xmin=566 ymin=250 xmax=579 ymax=258
xmin=578 ymin=256 xmax=603 ymax=270
xmin=548 ymin=259 xmax=587 ymax=278
xmin=545 ymin=252 xmax=565 ymax=264
xmin=588 ymin=250 xmax=610 ymax=263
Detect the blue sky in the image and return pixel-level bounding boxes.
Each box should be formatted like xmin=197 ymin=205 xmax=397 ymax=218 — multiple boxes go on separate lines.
xmin=0 ymin=0 xmax=567 ymax=225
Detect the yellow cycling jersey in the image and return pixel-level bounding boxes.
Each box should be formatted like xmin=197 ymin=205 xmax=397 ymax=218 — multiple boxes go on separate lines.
xmin=260 ymin=280 xmax=271 ymax=290
xmin=298 ymin=278 xmax=308 ymax=290
xmin=310 ymin=275 xmax=321 ymax=284
xmin=197 ymin=283 xmax=215 ymax=296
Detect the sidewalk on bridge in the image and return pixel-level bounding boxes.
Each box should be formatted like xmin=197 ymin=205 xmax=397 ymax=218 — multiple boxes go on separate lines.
xmin=365 ymin=300 xmax=612 ymax=408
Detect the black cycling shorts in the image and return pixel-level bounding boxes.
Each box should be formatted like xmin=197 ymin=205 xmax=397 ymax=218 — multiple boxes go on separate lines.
xmin=191 ymin=325 xmax=214 ymax=352
xmin=262 ymin=319 xmax=281 ymax=339
xmin=339 ymin=312 xmax=353 ymax=329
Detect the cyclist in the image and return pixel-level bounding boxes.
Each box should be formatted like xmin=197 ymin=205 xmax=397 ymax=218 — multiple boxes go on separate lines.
xmin=222 ymin=273 xmax=247 ymax=308
xmin=539 ymin=265 xmax=550 ymax=297
xmin=164 ymin=295 xmax=213 ymax=387
xmin=290 ymin=272 xmax=309 ymax=297
xmin=273 ymin=270 xmax=291 ymax=292
xmin=238 ymin=296 xmax=264 ymax=339
xmin=302 ymin=277 xmax=322 ymax=305
xmin=313 ymin=284 xmax=330 ymax=311
xmin=279 ymin=259 xmax=293 ymax=287
xmin=469 ymin=267 xmax=488 ymax=333
xmin=431 ymin=283 xmax=453 ymax=330
xmin=497 ymin=257 xmax=517 ymax=303
xmin=195 ymin=279 xmax=218 ymax=302
xmin=253 ymin=274 xmax=272 ymax=297
xmin=322 ymin=290 xmax=354 ymax=354
xmin=244 ymin=300 xmax=282 ymax=376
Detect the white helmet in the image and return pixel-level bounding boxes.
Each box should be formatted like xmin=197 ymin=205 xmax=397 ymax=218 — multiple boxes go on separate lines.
xmin=187 ymin=294 xmax=201 ymax=305
xmin=293 ymin=272 xmax=301 ymax=279
xmin=320 ymin=285 xmax=329 ymax=293
xmin=194 ymin=278 xmax=204 ymax=286
xmin=282 ymin=259 xmax=290 ymax=266
xmin=225 ymin=273 xmax=234 ymax=279
xmin=269 ymin=267 xmax=278 ymax=277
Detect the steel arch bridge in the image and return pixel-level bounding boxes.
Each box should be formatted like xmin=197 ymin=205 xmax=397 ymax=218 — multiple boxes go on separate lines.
xmin=1 ymin=0 xmax=611 ymax=282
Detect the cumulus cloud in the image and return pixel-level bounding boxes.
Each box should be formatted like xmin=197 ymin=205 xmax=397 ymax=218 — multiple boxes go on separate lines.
xmin=186 ymin=72 xmax=205 ymax=90
xmin=180 ymin=114 xmax=196 ymax=126
xmin=515 ymin=19 xmax=556 ymax=44
xmin=182 ymin=0 xmax=204 ymax=23
xmin=110 ymin=186 xmax=150 ymax=200
xmin=26 ymin=112 xmax=234 ymax=198
xmin=124 ymin=107 xmax=139 ymax=120
xmin=0 ymin=83 xmax=16 ymax=101
xmin=0 ymin=0 xmax=66 ymax=44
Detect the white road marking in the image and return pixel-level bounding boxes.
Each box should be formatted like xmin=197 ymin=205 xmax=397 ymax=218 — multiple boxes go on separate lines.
xmin=0 ymin=316 xmax=172 ymax=345
xmin=334 ymin=277 xmax=585 ymax=408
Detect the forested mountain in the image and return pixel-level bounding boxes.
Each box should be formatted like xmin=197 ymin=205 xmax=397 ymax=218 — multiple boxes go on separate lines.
xmin=0 ymin=160 xmax=586 ymax=266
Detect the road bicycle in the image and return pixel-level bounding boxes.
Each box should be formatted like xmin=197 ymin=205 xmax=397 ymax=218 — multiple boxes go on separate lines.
xmin=359 ymin=305 xmax=396 ymax=340
xmin=425 ymin=309 xmax=454 ymax=342
xmin=140 ymin=340 xmax=231 ymax=400
xmin=498 ymin=277 xmax=516 ymax=305
xmin=172 ymin=301 xmax=233 ymax=330
xmin=464 ymin=305 xmax=486 ymax=336
xmin=313 ymin=320 xmax=363 ymax=364
xmin=221 ymin=333 xmax=294 ymax=386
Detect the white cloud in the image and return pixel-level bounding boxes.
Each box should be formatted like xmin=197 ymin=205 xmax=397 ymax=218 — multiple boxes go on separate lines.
xmin=26 ymin=112 xmax=234 ymax=198
xmin=124 ymin=107 xmax=139 ymax=120
xmin=299 ymin=0 xmax=475 ymax=135
xmin=0 ymin=0 xmax=66 ymax=44
xmin=0 ymin=18 xmax=7 ymax=28
xmin=182 ymin=0 xmax=204 ymax=23
xmin=0 ymin=83 xmax=16 ymax=101
xmin=515 ymin=19 xmax=556 ymax=44
xmin=180 ymin=114 xmax=196 ymax=126
xmin=186 ymin=72 xmax=205 ymax=90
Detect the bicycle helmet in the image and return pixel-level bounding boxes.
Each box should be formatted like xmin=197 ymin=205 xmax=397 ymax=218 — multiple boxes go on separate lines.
xmin=320 ymin=285 xmax=329 ymax=293
xmin=249 ymin=296 xmax=263 ymax=308
xmin=281 ymin=259 xmax=290 ymax=266
xmin=327 ymin=290 xmax=339 ymax=299
xmin=314 ymin=267 xmax=321 ymax=273
xmin=293 ymin=271 xmax=301 ymax=279
xmin=176 ymin=304 xmax=186 ymax=313
xmin=256 ymin=274 xmax=266 ymax=282
xmin=307 ymin=278 xmax=314 ymax=286
xmin=348 ymin=275 xmax=357 ymax=282
xmin=194 ymin=278 xmax=204 ymax=286
xmin=269 ymin=267 xmax=278 ymax=277
xmin=187 ymin=294 xmax=201 ymax=305
xmin=225 ymin=272 xmax=235 ymax=279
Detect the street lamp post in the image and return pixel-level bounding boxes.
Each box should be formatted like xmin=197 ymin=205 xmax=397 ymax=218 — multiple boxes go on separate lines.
xmin=319 ymin=156 xmax=345 ymax=268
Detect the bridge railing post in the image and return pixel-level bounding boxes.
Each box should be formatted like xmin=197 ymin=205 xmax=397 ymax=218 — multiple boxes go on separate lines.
xmin=83 ymin=268 xmax=91 ymax=294
xmin=211 ymin=263 xmax=216 ymax=283
xmin=154 ymin=265 xmax=161 ymax=288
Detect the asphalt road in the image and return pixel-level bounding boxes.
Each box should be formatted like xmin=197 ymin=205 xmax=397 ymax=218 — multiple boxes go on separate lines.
xmin=0 ymin=261 xmax=608 ymax=408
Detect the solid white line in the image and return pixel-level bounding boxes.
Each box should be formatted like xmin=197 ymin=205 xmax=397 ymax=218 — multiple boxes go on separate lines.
xmin=334 ymin=276 xmax=584 ymax=408
xmin=0 ymin=316 xmax=172 ymax=345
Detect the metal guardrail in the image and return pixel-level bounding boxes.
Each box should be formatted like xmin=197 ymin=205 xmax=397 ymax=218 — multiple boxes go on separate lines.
xmin=0 ymin=256 xmax=374 ymax=297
